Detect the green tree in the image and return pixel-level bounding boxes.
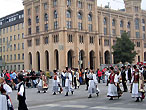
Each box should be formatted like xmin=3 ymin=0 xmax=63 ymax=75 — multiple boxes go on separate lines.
xmin=112 ymin=32 xmax=137 ymax=64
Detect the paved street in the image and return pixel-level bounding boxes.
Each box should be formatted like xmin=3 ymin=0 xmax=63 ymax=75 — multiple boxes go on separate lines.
xmin=10 ymin=80 xmax=146 ymax=110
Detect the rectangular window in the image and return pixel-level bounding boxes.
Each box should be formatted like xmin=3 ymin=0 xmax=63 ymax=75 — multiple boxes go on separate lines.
xmin=10 ymin=55 xmax=12 ymax=61
xmin=136 ymin=32 xmax=140 ymax=38
xmin=3 ymin=38 xmax=5 ymax=43
xmin=36 ymin=39 xmax=40 ymax=46
xmin=44 ymin=3 xmax=48 ymax=10
xmin=67 ymin=21 xmax=72 ymax=29
xmin=54 ymin=21 xmax=58 ymax=29
xmin=10 ymin=36 xmax=12 ymax=41
xmin=78 ymin=22 xmax=82 ymax=30
xmin=14 ymin=44 xmax=16 ymax=50
xmin=120 ymin=30 xmax=124 ymax=35
xmin=67 ymin=0 xmax=71 ymax=6
xmin=104 ymin=39 xmax=109 ymax=46
xmin=35 ymin=6 xmax=39 ymax=13
xmin=53 ymin=0 xmax=57 ymax=6
xmin=18 ymin=65 xmax=20 ymax=71
xmin=88 ymin=24 xmax=92 ymax=32
xmin=10 ymin=26 xmax=12 ymax=32
xmin=22 ymin=33 xmax=24 ymax=39
xmin=14 ymin=65 xmax=16 ymax=70
xmin=36 ymin=26 xmax=39 ymax=33
xmin=3 ymin=28 xmax=5 ymax=34
xmin=137 ymin=42 xmax=140 ymax=47
xmin=3 ymin=55 xmax=5 ymax=61
xmin=18 ymin=43 xmax=20 ymax=50
xmin=112 ymin=29 xmax=116 ymax=36
xmin=22 ymin=23 xmax=24 ymax=29
xmin=22 ymin=53 xmax=24 ymax=60
xmin=78 ymin=1 xmax=82 ymax=8
xmin=14 ymin=54 xmax=16 ymax=60
xmin=28 ymin=8 xmax=31 ymax=16
xmin=7 ymin=55 xmax=9 ymax=61
xmin=22 ymin=43 xmax=24 ymax=49
xmin=45 ymin=23 xmax=48 ymax=31
xmin=14 ymin=35 xmax=16 ymax=40
xmin=3 ymin=46 xmax=5 ymax=52
xmin=143 ymin=26 xmax=145 ymax=31
xmin=27 ymin=40 xmax=32 ymax=47
xmin=28 ymin=28 xmax=31 ymax=35
xmin=10 ymin=45 xmax=12 ymax=51
xmin=44 ymin=37 xmax=49 ymax=44
xmin=104 ymin=28 xmax=107 ymax=35
xmin=143 ymin=34 xmax=145 ymax=39
xmin=18 ymin=34 xmax=20 ymax=40
xmin=18 ymin=54 xmax=20 ymax=60
xmin=18 ymin=24 xmax=20 ymax=30
xmin=88 ymin=4 xmax=92 ymax=10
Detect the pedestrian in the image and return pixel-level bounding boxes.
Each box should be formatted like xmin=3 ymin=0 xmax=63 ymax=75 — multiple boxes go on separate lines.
xmin=17 ymin=74 xmax=28 ymax=110
xmin=97 ymin=69 xmax=102 ymax=83
xmin=88 ymin=69 xmax=99 ymax=98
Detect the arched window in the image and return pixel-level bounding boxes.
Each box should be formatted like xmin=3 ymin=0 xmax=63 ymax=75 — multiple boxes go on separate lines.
xmin=88 ymin=14 xmax=92 ymax=21
xmin=112 ymin=19 xmax=115 ymax=26
xmin=66 ymin=10 xmax=71 ymax=18
xmin=127 ymin=21 xmax=131 ymax=29
xmin=54 ymin=10 xmax=58 ymax=19
xmin=135 ymin=18 xmax=139 ymax=30
xmin=78 ymin=12 xmax=82 ymax=20
xmin=104 ymin=17 xmax=107 ymax=25
xmin=44 ymin=13 xmax=48 ymax=21
xmin=120 ymin=20 xmax=123 ymax=28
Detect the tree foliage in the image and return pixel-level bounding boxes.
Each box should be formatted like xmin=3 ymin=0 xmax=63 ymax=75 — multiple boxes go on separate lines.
xmin=112 ymin=32 xmax=137 ymax=64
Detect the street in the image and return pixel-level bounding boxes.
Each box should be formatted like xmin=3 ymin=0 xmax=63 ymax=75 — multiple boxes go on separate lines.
xmin=10 ymin=80 xmax=146 ymax=110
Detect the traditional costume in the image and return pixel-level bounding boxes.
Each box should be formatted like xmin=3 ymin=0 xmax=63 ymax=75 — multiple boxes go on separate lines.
xmin=73 ymin=69 xmax=80 ymax=89
xmin=88 ymin=70 xmax=99 ymax=98
xmin=17 ymin=74 xmax=28 ymax=110
xmin=107 ymin=67 xmax=119 ymax=100
xmin=37 ymin=71 xmax=48 ymax=93
xmin=65 ymin=67 xmax=74 ymax=96
xmin=52 ymin=70 xmax=62 ymax=95
xmin=131 ymin=67 xmax=145 ymax=102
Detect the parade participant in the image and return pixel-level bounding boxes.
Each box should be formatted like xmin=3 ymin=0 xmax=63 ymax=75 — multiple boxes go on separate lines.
xmin=65 ymin=67 xmax=74 ymax=96
xmin=105 ymin=68 xmax=110 ymax=86
xmin=126 ymin=65 xmax=132 ymax=83
xmin=61 ymin=70 xmax=66 ymax=87
xmin=52 ymin=70 xmax=62 ymax=95
xmin=17 ymin=74 xmax=28 ymax=110
xmin=107 ymin=67 xmax=119 ymax=100
xmin=121 ymin=66 xmax=128 ymax=92
xmin=4 ymin=70 xmax=12 ymax=87
xmin=30 ymin=69 xmax=37 ymax=88
xmin=73 ymin=68 xmax=80 ymax=89
xmin=88 ymin=69 xmax=99 ymax=98
xmin=0 ymin=77 xmax=13 ymax=110
xmin=131 ymin=65 xmax=145 ymax=102
xmin=37 ymin=71 xmax=48 ymax=93
xmin=84 ymin=68 xmax=89 ymax=90
xmin=143 ymin=66 xmax=146 ymax=82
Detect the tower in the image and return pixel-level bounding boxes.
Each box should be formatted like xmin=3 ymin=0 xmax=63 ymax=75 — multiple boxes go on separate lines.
xmin=124 ymin=0 xmax=142 ymax=13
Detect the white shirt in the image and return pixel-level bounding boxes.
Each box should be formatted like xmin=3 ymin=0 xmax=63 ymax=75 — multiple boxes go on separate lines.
xmin=3 ymin=83 xmax=12 ymax=95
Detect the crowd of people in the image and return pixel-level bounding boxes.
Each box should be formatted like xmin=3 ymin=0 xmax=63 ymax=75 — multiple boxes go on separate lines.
xmin=0 ymin=63 xmax=146 ymax=110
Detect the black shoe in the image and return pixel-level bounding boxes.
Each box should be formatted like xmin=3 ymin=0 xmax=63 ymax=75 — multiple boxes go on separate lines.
xmin=135 ymin=98 xmax=139 ymax=102
xmin=88 ymin=94 xmax=92 ymax=98
xmin=96 ymin=92 xmax=99 ymax=97
xmin=37 ymin=91 xmax=40 ymax=93
xmin=65 ymin=92 xmax=68 ymax=96
xmin=44 ymin=91 xmax=46 ymax=93
xmin=53 ymin=92 xmax=56 ymax=95
xmin=109 ymin=97 xmax=113 ymax=100
xmin=71 ymin=91 xmax=74 ymax=95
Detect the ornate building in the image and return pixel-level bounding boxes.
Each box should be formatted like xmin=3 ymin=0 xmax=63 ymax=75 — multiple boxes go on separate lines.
xmin=23 ymin=0 xmax=146 ymax=71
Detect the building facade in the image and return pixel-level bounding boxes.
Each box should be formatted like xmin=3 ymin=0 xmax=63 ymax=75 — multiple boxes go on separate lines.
xmin=0 ymin=10 xmax=24 ymax=71
xmin=23 ymin=0 xmax=146 ymax=71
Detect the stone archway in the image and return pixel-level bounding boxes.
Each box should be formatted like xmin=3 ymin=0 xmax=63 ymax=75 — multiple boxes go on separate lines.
xmin=89 ymin=50 xmax=95 ymax=69
xmin=67 ymin=50 xmax=74 ymax=68
xmin=54 ymin=49 xmax=59 ymax=70
xmin=28 ymin=52 xmax=32 ymax=70
xmin=45 ymin=50 xmax=49 ymax=71
xmin=104 ymin=50 xmax=110 ymax=64
xmin=36 ymin=51 xmax=40 ymax=71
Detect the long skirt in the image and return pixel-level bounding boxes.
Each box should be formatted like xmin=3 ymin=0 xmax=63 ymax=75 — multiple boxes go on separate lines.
xmin=88 ymin=80 xmax=99 ymax=94
xmin=107 ymin=84 xmax=118 ymax=97
xmin=132 ymin=83 xmax=142 ymax=98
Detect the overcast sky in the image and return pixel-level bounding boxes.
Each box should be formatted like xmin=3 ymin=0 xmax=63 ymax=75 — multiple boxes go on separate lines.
xmin=0 ymin=0 xmax=146 ymax=18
